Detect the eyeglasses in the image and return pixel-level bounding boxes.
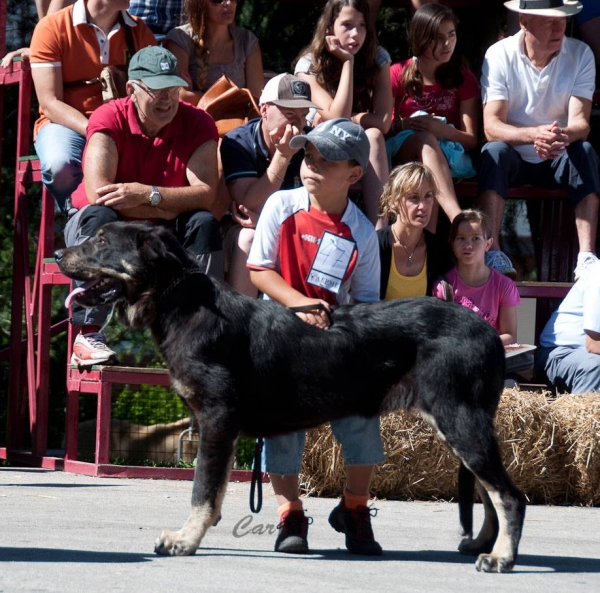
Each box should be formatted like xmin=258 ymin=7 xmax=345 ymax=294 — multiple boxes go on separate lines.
xmin=132 ymin=81 xmax=180 ymax=100
xmin=209 ymin=0 xmax=239 ymax=4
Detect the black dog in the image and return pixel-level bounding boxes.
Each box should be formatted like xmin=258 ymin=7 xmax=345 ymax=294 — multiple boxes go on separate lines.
xmin=56 ymin=221 xmax=526 ymax=573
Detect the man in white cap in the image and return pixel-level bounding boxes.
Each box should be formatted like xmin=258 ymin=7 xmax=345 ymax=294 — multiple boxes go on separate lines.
xmin=219 ymin=73 xmax=321 ymax=296
xmin=478 ymin=0 xmax=599 ymax=281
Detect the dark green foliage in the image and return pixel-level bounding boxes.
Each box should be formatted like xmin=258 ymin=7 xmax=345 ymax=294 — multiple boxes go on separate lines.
xmin=111 ymin=383 xmax=189 ymax=426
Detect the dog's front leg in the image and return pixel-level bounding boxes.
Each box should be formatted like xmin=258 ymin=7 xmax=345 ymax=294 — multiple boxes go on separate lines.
xmin=154 ymin=426 xmax=236 ymax=556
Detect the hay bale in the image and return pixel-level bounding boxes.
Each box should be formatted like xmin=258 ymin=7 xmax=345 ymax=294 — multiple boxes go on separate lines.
xmin=300 ymin=389 xmax=600 ymax=505
xmin=495 ymin=389 xmax=572 ymax=504
xmin=547 ymin=394 xmax=600 ymax=505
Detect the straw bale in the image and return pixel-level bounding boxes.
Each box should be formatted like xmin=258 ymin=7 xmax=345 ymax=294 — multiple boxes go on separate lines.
xmin=546 ymin=394 xmax=600 ymax=505
xmin=300 ymin=389 xmax=600 ymax=505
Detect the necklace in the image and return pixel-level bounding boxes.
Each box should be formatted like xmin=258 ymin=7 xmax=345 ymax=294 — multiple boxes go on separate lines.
xmin=391 ymin=226 xmax=423 ymax=268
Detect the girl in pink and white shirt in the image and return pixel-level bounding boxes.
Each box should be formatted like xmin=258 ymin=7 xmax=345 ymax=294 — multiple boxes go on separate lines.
xmin=432 ymin=209 xmax=520 ymax=346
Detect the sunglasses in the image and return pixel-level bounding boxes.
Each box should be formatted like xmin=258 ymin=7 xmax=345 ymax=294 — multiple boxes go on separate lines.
xmin=209 ymin=0 xmax=239 ymax=4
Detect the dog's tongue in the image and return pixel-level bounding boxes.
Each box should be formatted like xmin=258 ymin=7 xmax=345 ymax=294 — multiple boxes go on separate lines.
xmin=64 ymin=280 xmax=99 ymax=309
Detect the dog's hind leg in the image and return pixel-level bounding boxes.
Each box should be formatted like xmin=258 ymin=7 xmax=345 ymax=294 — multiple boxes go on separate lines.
xmin=452 ymin=427 xmax=525 ymax=572
xmin=425 ymin=409 xmax=525 ymax=573
xmin=457 ymin=462 xmax=475 ymax=539
xmin=458 ymin=478 xmax=498 ymax=556
xmin=470 ymin=464 xmax=526 ymax=573
xmin=155 ymin=425 xmax=237 ymax=556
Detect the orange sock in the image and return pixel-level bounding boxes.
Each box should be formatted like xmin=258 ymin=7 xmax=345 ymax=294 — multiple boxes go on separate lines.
xmin=278 ymin=500 xmax=303 ymax=519
xmin=343 ymin=489 xmax=370 ymax=509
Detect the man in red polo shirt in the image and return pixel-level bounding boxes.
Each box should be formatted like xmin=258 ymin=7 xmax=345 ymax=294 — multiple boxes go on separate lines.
xmin=64 ymin=45 xmax=222 ymax=366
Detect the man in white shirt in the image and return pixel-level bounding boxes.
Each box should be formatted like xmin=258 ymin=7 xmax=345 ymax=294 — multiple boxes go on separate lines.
xmin=478 ymin=0 xmax=599 ymax=281
xmin=536 ymin=259 xmax=600 ymax=393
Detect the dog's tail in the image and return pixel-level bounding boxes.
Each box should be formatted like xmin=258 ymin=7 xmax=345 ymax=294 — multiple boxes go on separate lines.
xmin=458 ymin=462 xmax=475 ymax=537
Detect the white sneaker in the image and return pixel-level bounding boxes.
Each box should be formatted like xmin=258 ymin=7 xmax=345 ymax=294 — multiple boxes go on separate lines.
xmin=71 ymin=332 xmax=117 ymax=367
xmin=574 ymin=252 xmax=598 ymax=281
xmin=485 ymin=250 xmax=516 ymax=279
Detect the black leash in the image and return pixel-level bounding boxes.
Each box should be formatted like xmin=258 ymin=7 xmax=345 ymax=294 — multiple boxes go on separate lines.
xmin=249 ymin=437 xmax=264 ymax=513
xmin=248 ymin=303 xmax=333 ymax=514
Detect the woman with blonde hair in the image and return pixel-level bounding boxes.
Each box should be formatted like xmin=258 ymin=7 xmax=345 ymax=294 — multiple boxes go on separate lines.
xmin=164 ymin=0 xmax=264 ymax=104
xmin=378 ymin=162 xmax=453 ymax=300
xmin=295 ymin=0 xmax=392 ymax=226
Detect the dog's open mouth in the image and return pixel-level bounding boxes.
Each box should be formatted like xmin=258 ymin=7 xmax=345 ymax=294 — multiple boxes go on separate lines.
xmin=65 ymin=277 xmax=124 ymax=309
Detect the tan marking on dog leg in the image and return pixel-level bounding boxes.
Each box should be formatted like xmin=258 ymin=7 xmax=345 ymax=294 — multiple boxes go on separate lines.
xmin=154 ymin=450 xmax=233 ymax=556
xmin=170 ymin=378 xmax=196 ymax=402
xmin=475 ymin=486 xmax=520 ymax=573
xmin=155 ymin=504 xmax=213 ymax=556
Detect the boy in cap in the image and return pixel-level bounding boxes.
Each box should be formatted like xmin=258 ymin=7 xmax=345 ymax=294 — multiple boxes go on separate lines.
xmin=247 ymin=118 xmax=384 ymax=556
xmin=220 ymin=73 xmax=320 ymax=296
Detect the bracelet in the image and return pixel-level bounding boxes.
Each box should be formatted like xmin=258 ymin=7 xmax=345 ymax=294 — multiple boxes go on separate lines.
xmin=267 ymin=168 xmax=285 ymax=183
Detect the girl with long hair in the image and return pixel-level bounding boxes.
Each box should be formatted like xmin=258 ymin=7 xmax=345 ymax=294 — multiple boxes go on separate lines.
xmin=164 ymin=0 xmax=264 ymax=104
xmin=388 ymin=3 xmax=479 ymax=231
xmin=295 ymin=0 xmax=393 ymax=226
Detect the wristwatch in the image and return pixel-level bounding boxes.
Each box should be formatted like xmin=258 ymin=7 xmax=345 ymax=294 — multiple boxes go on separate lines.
xmin=148 ymin=185 xmax=162 ymax=207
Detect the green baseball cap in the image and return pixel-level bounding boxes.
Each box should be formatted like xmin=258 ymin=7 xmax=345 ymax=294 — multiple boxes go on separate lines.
xmin=128 ymin=46 xmax=188 ymax=90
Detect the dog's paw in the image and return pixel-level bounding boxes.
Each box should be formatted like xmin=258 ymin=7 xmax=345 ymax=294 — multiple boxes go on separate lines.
xmin=458 ymin=536 xmax=494 ymax=556
xmin=475 ymin=553 xmax=515 ymax=573
xmin=154 ymin=529 xmax=198 ymax=556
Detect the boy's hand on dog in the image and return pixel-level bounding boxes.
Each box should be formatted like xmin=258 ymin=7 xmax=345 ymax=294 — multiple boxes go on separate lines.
xmin=293 ymin=298 xmax=331 ymax=329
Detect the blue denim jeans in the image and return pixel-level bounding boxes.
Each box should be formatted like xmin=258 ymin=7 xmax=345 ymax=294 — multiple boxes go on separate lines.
xmin=536 ymin=345 xmax=600 ymax=394
xmin=34 ymin=122 xmax=85 ymax=212
xmin=263 ymin=415 xmax=384 ymax=476
xmin=478 ymin=140 xmax=600 ymax=208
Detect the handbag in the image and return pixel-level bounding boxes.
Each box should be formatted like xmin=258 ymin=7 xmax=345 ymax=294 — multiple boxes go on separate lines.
xmin=64 ymin=14 xmax=137 ymax=103
xmin=99 ymin=65 xmax=130 ymax=103
xmin=198 ymin=75 xmax=260 ymax=137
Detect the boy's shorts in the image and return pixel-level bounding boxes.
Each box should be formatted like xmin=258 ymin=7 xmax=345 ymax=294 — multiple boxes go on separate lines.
xmin=263 ymin=414 xmax=385 ymax=475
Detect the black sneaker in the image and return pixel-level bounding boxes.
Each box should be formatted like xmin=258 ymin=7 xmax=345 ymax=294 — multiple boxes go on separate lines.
xmin=274 ymin=510 xmax=312 ymax=554
xmin=328 ymin=501 xmax=383 ymax=555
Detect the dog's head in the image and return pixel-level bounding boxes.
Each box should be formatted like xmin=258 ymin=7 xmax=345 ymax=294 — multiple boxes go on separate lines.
xmin=56 ymin=221 xmax=194 ymax=327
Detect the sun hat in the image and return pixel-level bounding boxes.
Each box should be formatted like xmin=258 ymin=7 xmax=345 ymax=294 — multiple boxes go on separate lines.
xmin=259 ymin=73 xmax=320 ymax=109
xmin=504 ymin=0 xmax=582 ymax=17
xmin=289 ymin=118 xmax=370 ymax=171
xmin=128 ymin=46 xmax=188 ymax=90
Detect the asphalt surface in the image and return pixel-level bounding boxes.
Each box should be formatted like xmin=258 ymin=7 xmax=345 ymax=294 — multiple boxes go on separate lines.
xmin=1 ymin=467 xmax=599 ymax=592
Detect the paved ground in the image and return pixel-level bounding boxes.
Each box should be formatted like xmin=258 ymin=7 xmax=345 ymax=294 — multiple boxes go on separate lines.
xmin=1 ymin=467 xmax=599 ymax=592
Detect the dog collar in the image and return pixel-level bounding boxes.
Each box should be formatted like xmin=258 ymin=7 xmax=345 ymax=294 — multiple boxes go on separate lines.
xmin=159 ymin=268 xmax=204 ymax=302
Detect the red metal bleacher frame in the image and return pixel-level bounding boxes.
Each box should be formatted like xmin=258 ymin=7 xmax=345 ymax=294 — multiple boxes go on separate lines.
xmin=0 ymin=57 xmax=258 ymax=482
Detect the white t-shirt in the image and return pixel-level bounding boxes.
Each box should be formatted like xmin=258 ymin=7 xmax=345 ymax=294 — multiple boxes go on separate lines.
xmin=540 ymin=260 xmax=600 ymax=349
xmin=247 ymin=186 xmax=380 ymax=305
xmin=480 ymin=30 xmax=596 ymax=163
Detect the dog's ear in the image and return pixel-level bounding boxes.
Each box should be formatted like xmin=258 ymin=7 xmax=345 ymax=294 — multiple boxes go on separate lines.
xmin=137 ymin=226 xmax=185 ymax=275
